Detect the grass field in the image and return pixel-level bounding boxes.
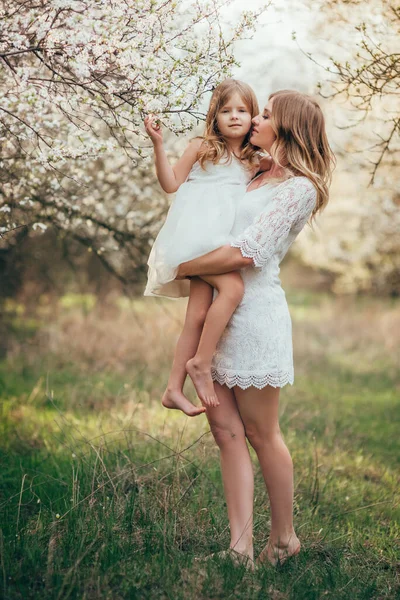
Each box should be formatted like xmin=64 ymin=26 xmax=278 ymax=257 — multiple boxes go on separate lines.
xmin=1 ymin=287 xmax=399 ymax=599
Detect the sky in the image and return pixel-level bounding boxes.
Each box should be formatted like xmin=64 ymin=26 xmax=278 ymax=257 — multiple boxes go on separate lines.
xmin=190 ymin=0 xmax=336 ymax=139
xmin=182 ymin=0 xmax=375 ymax=157
xmin=223 ymin=0 xmax=323 ymax=100
xmin=216 ymin=0 xmax=368 ymax=154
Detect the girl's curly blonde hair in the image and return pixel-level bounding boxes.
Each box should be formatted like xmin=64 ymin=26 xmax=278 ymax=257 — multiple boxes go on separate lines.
xmin=197 ymin=79 xmax=260 ymax=170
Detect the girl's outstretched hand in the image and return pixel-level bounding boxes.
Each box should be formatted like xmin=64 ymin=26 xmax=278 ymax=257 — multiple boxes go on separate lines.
xmin=144 ymin=114 xmax=163 ymax=145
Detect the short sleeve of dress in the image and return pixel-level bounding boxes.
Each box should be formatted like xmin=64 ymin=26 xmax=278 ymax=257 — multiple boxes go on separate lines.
xmin=231 ymin=177 xmax=317 ymax=268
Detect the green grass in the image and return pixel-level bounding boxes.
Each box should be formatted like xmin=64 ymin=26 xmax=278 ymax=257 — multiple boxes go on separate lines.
xmin=0 ymin=291 xmax=399 ymax=599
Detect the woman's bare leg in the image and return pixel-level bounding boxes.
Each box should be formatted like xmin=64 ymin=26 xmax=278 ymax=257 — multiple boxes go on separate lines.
xmin=162 ymin=277 xmax=212 ymax=417
xmin=235 ymin=385 xmax=301 ymax=565
xmin=205 ymin=382 xmax=254 ymax=560
xmin=186 ymin=272 xmax=243 ymax=406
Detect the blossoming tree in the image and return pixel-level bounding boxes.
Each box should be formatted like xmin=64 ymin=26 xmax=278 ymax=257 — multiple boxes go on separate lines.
xmin=0 ymin=0 xmax=263 ymax=283
xmin=295 ymin=0 xmax=400 ymax=294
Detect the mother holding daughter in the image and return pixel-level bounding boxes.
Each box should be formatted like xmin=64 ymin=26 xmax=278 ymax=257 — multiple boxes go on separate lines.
xmin=145 ymin=82 xmax=335 ymax=567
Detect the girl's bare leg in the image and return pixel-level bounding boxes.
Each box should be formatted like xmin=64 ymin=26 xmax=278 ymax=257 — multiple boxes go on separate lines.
xmin=205 ymin=382 xmax=254 ymax=560
xmin=186 ymin=271 xmax=243 ymax=406
xmin=235 ymin=385 xmax=301 ymax=565
xmin=162 ymin=277 xmax=212 ymax=417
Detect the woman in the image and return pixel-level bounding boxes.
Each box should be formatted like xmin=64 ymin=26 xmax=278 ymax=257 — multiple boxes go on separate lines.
xmin=177 ymin=90 xmax=335 ymax=567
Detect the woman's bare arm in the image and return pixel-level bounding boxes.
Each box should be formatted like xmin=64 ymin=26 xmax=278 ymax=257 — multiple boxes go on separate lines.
xmin=177 ymin=245 xmax=253 ymax=278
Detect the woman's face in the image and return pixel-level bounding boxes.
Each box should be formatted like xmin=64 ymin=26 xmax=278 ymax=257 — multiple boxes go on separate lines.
xmin=250 ymin=98 xmax=276 ymax=152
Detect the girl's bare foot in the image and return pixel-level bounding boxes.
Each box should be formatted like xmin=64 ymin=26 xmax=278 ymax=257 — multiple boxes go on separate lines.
xmin=257 ymin=534 xmax=301 ymax=567
xmin=161 ymin=388 xmax=206 ymax=417
xmin=186 ymin=357 xmax=219 ymax=407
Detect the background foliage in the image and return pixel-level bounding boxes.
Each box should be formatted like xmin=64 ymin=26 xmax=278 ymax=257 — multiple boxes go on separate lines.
xmin=1 ymin=3 xmax=399 ymax=598
xmin=0 ymin=0 xmax=399 ymax=297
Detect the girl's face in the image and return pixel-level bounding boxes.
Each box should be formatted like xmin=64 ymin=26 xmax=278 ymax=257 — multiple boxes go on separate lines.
xmin=216 ymin=91 xmax=252 ymax=141
xmin=250 ymin=99 xmax=276 ymax=152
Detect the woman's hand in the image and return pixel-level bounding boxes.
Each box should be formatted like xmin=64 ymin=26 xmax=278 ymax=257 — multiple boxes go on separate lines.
xmin=144 ymin=114 xmax=163 ymax=145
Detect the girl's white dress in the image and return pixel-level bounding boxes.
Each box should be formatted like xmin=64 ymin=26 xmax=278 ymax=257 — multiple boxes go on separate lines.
xmin=144 ymin=157 xmax=251 ymax=298
xmin=211 ymin=177 xmax=317 ymax=389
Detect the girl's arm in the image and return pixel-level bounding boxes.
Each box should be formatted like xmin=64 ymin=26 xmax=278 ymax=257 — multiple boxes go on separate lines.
xmin=144 ymin=115 xmax=202 ymax=193
xmin=177 ymin=245 xmax=254 ymax=278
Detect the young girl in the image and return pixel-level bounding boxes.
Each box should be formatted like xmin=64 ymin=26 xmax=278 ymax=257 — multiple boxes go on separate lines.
xmin=144 ymin=79 xmax=262 ymax=416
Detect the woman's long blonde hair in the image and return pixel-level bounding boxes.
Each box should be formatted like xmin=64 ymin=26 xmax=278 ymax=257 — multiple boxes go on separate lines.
xmin=268 ymin=90 xmax=336 ymax=218
xmin=197 ymin=79 xmax=260 ymax=170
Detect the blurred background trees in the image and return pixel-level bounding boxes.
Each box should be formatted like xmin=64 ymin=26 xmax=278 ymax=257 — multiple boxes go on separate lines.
xmin=294 ymin=0 xmax=399 ymax=294
xmin=0 ymin=0 xmax=399 ymax=302
xmin=2 ymin=6 xmax=398 ymax=593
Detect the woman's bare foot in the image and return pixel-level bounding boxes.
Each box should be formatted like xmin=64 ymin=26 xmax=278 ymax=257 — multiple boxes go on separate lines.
xmin=195 ymin=548 xmax=255 ymax=571
xmin=161 ymin=388 xmax=206 ymax=417
xmin=186 ymin=357 xmax=219 ymax=407
xmin=257 ymin=534 xmax=301 ymax=567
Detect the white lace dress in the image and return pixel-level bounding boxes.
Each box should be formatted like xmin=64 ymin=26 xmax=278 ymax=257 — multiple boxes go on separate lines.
xmin=211 ymin=176 xmax=317 ymax=389
xmin=144 ymin=157 xmax=251 ymax=298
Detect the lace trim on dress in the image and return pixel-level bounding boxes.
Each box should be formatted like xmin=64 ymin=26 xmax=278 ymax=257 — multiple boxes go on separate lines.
xmin=230 ymin=177 xmax=317 ymax=269
xmin=230 ymin=239 xmax=267 ymax=268
xmin=211 ymin=367 xmax=294 ymax=390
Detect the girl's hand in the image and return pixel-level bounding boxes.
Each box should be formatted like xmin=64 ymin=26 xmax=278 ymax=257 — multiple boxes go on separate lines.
xmin=259 ymin=155 xmax=273 ymax=172
xmin=175 ymin=264 xmax=186 ymax=279
xmin=144 ymin=114 xmax=163 ymax=145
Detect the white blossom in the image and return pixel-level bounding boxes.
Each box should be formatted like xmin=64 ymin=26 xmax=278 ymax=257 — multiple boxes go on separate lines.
xmin=32 ymin=222 xmax=48 ymax=231
xmin=0 ymin=0 xmax=265 ymax=282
